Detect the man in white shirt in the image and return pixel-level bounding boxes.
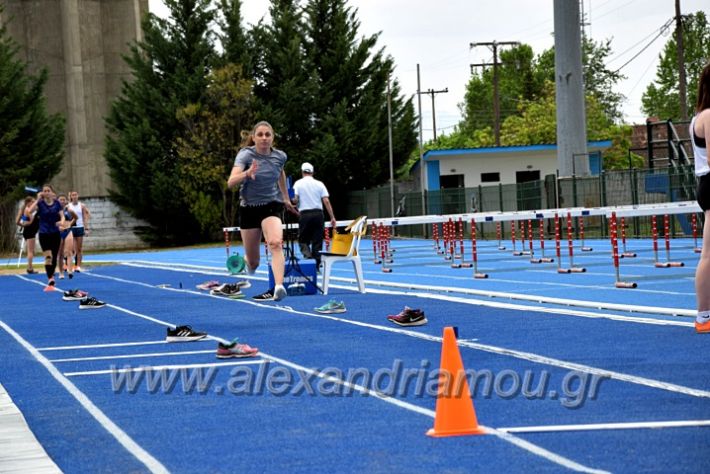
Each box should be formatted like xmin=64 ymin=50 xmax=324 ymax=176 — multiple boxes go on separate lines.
xmin=292 ymin=162 xmax=336 ymax=268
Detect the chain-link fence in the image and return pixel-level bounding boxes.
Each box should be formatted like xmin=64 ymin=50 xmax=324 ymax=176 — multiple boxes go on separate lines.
xmin=345 ymin=167 xmax=700 ymax=239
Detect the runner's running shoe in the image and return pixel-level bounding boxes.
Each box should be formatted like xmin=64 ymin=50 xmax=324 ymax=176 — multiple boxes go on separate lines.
xmin=314 ymin=299 xmax=347 ymax=314
xmin=44 ymin=278 xmax=56 ymax=292
xmin=210 ymin=283 xmax=245 ymax=299
xmin=63 ymin=289 xmax=88 ymax=301
xmin=253 ymin=285 xmax=287 ymax=301
xmin=196 ymin=280 xmax=220 ymax=290
xmin=696 ymin=320 xmax=710 ymax=333
xmin=166 ymin=325 xmax=208 ymax=342
xmin=216 ymin=339 xmax=258 ymax=358
xmin=387 ymin=307 xmax=427 ymax=327
xmin=79 ymin=297 xmax=106 ymax=309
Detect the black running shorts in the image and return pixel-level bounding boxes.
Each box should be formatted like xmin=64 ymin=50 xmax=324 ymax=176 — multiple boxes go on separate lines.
xmin=239 ymin=202 xmax=284 ymax=229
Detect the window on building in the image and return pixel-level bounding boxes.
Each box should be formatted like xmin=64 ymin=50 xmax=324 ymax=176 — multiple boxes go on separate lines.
xmin=480 ymin=172 xmax=500 ymax=183
xmin=440 ymin=174 xmax=464 ymax=188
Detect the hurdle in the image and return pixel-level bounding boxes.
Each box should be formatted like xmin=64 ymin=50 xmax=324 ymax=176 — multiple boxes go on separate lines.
xmin=578 ymin=215 xmax=593 ymax=251
xmin=619 ymin=216 xmax=637 ymax=258
xmin=692 ymin=213 xmax=702 ymax=253
xmin=610 ymin=212 xmax=637 ymax=288
xmin=379 ymin=223 xmax=392 ymax=273
xmin=530 ymin=217 xmax=554 ymax=263
xmin=496 ymin=222 xmax=506 ymax=250
xmin=554 ymin=213 xmax=571 ymax=274
xmin=660 ymin=214 xmax=684 ymax=267
xmin=510 ymin=220 xmax=522 ymax=256
xmin=565 ymin=212 xmax=586 ymax=272
xmin=470 ymin=217 xmax=488 ymax=278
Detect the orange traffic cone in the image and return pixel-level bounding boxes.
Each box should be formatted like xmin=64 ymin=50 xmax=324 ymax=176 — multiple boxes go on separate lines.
xmin=426 ymin=327 xmax=485 ymax=437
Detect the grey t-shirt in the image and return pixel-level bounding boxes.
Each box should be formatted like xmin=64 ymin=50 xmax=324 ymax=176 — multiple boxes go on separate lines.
xmin=233 ymin=146 xmax=288 ymax=206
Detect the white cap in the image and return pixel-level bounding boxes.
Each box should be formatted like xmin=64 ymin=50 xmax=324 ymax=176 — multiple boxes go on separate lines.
xmin=301 ymin=162 xmax=314 ymax=173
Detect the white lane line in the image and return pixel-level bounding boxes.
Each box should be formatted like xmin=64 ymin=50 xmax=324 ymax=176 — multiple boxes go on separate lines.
xmin=118 ymin=261 xmax=695 ymax=316
xmin=84 ymin=271 xmax=707 ymax=398
xmin=499 ymin=419 xmax=710 ymax=434
xmin=64 ymin=360 xmax=266 ymax=377
xmin=261 ymin=352 xmax=607 ymax=474
xmin=50 ymin=349 xmax=216 ymax=363
xmin=0 ymin=320 xmax=169 ymax=474
xmin=13 ymin=275 xmax=608 ymax=472
xmin=96 ymin=264 xmax=694 ymax=322
xmin=39 ymin=340 xmax=170 ymax=351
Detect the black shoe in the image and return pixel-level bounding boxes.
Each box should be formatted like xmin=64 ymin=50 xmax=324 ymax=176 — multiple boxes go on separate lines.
xmin=26 ymin=268 xmax=37 ymax=274
xmin=387 ymin=307 xmax=428 ymax=327
xmin=79 ymin=297 xmax=106 ymax=310
xmin=252 ymin=289 xmax=275 ymax=301
xmin=210 ymin=283 xmax=245 ymax=299
xmin=63 ymin=289 xmax=88 ymax=301
xmin=166 ymin=325 xmax=207 ymax=342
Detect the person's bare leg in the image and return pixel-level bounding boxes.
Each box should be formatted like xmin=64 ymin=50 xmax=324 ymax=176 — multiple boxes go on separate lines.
xmin=240 ymin=228 xmax=262 ymax=274
xmin=695 ymin=211 xmax=710 ymax=332
xmin=26 ymin=237 xmax=35 ymax=271
xmin=262 ymin=216 xmax=285 ymax=286
xmin=74 ymin=235 xmax=83 ymax=270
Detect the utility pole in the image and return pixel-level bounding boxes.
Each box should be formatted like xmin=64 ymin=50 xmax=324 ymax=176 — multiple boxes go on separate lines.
xmin=675 ymin=0 xmax=688 ymax=120
xmin=418 ymin=88 xmax=448 ymax=140
xmin=470 ymin=40 xmax=520 ymax=146
xmin=387 ymin=75 xmax=395 ymax=218
xmin=416 ymin=64 xmax=426 ymax=217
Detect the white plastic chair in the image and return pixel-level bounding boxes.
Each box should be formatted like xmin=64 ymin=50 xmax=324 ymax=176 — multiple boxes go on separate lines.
xmin=321 ymin=215 xmax=367 ymax=295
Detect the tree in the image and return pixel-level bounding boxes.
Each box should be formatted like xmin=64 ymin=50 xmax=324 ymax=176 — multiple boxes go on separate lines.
xmin=0 ymin=6 xmax=64 ymax=251
xmin=216 ymin=0 xmax=254 ymax=74
xmin=105 ymin=0 xmax=217 ymax=244
xmin=250 ymin=0 xmax=315 ymax=168
xmin=642 ymin=11 xmax=710 ymax=120
xmin=301 ymin=0 xmax=417 ymax=214
xmin=176 ymin=64 xmax=252 ymax=235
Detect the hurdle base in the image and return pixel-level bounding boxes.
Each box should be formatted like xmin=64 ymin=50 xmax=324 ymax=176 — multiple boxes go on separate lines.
xmin=615 ymin=281 xmax=637 ymax=289
xmin=498 ymin=246 xmax=506 ymax=250
xmin=444 ymin=256 xmax=453 ymax=261
xmin=581 ymin=247 xmax=593 ymax=252
xmin=695 ymin=248 xmax=702 ymax=254
xmin=530 ymin=258 xmax=543 ymax=264
xmin=540 ymin=257 xmax=554 ymax=263
xmin=654 ymin=262 xmax=671 ymax=268
xmin=450 ymin=263 xmax=462 ymax=269
xmin=621 ymin=252 xmax=636 ymax=258
xmin=474 ymin=272 xmax=489 ymax=279
xmin=512 ymin=251 xmax=523 ymax=256
xmin=557 ymin=268 xmax=572 ymax=274
xmin=381 ymin=268 xmax=393 ymax=273
xmin=666 ymin=262 xmax=684 ymax=267
xmin=460 ymin=263 xmax=473 ymax=268
xmin=569 ymin=267 xmax=586 ymax=273
xmin=385 ymin=259 xmax=394 ymax=264
xmin=374 ymin=259 xmax=382 ymax=264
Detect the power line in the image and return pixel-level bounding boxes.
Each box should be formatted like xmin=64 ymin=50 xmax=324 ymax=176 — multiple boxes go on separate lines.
xmin=613 ymin=18 xmax=673 ymax=73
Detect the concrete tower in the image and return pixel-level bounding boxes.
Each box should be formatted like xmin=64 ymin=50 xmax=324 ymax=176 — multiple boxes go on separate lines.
xmin=1 ymin=0 xmax=149 ymax=197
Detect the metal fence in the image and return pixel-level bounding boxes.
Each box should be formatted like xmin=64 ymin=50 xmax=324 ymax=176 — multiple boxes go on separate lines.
xmin=345 ymin=166 xmax=700 ymax=239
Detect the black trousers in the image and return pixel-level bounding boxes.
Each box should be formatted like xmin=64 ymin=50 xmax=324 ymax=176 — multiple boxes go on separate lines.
xmin=298 ymin=209 xmax=324 ymax=265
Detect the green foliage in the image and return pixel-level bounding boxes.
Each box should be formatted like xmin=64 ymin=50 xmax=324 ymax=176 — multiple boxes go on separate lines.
xmin=0 ymin=7 xmax=64 ymax=250
xmin=176 ymin=64 xmax=252 ymax=234
xmin=104 ymin=0 xmax=217 ymax=244
xmin=301 ymin=0 xmax=417 ymax=214
xmin=642 ymin=11 xmax=710 ymax=119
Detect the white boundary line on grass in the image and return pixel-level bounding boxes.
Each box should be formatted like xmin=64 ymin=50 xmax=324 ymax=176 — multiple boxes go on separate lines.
xmin=0 ymin=319 xmax=169 ymax=474
xmin=82 ymin=272 xmax=705 ymax=399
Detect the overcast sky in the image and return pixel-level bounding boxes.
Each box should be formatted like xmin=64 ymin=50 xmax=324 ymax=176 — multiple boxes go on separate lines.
xmin=149 ymin=0 xmax=709 ymax=141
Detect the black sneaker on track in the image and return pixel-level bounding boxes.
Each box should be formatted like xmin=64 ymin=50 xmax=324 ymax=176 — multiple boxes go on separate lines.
xmin=387 ymin=307 xmax=427 ymax=327
xmin=252 ymin=288 xmax=275 ymax=301
xmin=210 ymin=283 xmax=245 ymax=299
xmin=63 ymin=289 xmax=88 ymax=301
xmin=166 ymin=325 xmax=208 ymax=342
xmin=79 ymin=297 xmax=106 ymax=310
